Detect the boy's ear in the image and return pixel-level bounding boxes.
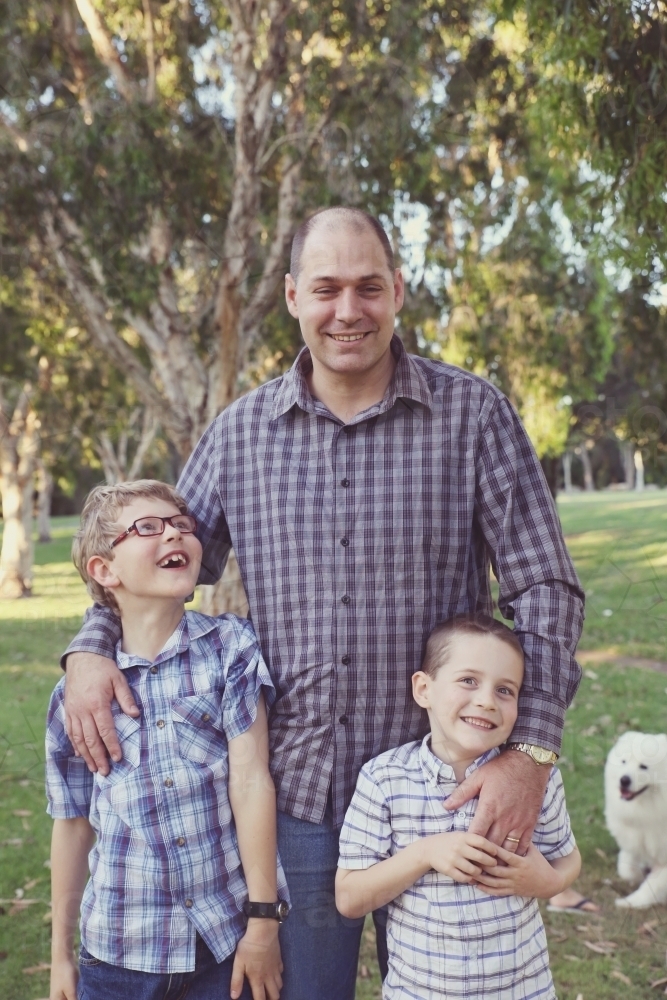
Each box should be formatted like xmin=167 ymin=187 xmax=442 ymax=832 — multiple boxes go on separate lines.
xmin=412 ymin=671 xmax=431 ymax=710
xmin=87 ymin=554 xmax=121 ymax=591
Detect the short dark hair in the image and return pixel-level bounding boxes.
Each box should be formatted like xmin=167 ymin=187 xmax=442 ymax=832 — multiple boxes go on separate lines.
xmin=421 ymin=613 xmax=524 ymax=678
xmin=289 ymin=207 xmax=395 ymax=283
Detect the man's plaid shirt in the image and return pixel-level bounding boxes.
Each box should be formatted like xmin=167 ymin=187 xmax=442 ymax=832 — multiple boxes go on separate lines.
xmin=48 ymin=612 xmax=287 ymax=974
xmin=65 ymin=337 xmax=584 ymax=827
xmin=338 ymin=739 xmax=575 ymax=998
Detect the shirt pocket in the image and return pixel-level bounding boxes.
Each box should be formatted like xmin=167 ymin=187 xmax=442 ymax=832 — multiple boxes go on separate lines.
xmin=97 ymin=712 xmax=142 ymax=787
xmin=172 ymin=692 xmax=227 ymax=766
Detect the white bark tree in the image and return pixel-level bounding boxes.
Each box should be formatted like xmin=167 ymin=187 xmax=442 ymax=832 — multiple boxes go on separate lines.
xmin=95 ymin=407 xmax=160 ymax=485
xmin=0 ymin=383 xmax=40 ymax=598
xmin=36 ymin=458 xmax=54 ymax=543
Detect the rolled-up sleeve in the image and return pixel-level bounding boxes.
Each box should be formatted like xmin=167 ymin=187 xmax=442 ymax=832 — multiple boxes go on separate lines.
xmin=475 ymin=395 xmax=584 ymax=753
xmin=221 ymin=618 xmax=276 ymax=741
xmin=61 ymin=604 xmax=122 ymax=669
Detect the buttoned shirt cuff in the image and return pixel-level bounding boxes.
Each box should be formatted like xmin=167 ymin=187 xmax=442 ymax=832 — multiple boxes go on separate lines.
xmin=508 ymin=687 xmax=566 ymax=756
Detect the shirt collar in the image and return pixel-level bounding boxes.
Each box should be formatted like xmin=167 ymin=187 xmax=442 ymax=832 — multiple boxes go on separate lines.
xmin=269 ymin=334 xmax=433 ymax=422
xmin=418 ymin=733 xmax=501 ymax=787
xmin=114 ymin=610 xmax=219 ymax=670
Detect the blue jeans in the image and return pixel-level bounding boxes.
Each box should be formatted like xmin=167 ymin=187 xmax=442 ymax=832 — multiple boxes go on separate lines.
xmin=277 ymin=804 xmax=388 ymax=1000
xmin=77 ymin=937 xmax=252 ymax=999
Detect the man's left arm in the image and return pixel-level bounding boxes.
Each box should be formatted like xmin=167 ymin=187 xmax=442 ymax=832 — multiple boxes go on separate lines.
xmin=445 ymin=392 xmax=584 ymax=852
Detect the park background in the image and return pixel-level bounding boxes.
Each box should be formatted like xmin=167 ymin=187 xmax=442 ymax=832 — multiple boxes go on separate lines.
xmin=1 ymin=0 xmax=667 ymax=997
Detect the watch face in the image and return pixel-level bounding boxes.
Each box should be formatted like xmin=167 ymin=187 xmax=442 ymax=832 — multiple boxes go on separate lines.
xmin=277 ymin=900 xmax=290 ymax=920
xmin=532 ymin=746 xmax=555 ymax=764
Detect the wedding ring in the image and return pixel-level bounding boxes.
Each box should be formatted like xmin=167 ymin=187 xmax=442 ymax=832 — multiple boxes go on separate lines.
xmin=504 ymin=836 xmax=521 ymax=843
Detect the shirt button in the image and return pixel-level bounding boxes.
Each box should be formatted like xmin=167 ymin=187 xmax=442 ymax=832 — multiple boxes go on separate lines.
xmin=176 ymin=837 xmax=185 ymax=847
xmin=156 ymin=719 xmax=165 ymax=729
xmin=457 ymin=810 xmax=466 ymax=819
xmin=341 ymin=655 xmax=351 ymax=665
xmin=340 ymin=478 xmax=350 ymax=487
xmin=341 ymin=595 xmax=351 ymax=605
xmin=339 ymin=715 xmax=349 ymax=724
xmin=164 ymin=778 xmax=174 ymax=788
xmin=150 ymin=666 xmax=158 ymax=674
xmin=201 ymin=713 xmax=211 ymax=722
xmin=343 ymin=426 xmax=353 ymax=434
xmin=340 ymin=537 xmax=349 ymax=547
xmin=184 ymin=898 xmax=193 ymax=908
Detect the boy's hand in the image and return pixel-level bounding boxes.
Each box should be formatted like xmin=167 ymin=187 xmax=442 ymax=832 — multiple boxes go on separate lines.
xmin=422 ymin=832 xmax=498 ymax=883
xmin=473 ymin=843 xmax=562 ymax=898
xmin=50 ymin=956 xmax=78 ymax=1000
xmin=230 ymin=919 xmax=283 ymax=1000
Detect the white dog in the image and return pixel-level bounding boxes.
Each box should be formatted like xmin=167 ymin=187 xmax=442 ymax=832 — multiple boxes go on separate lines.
xmin=604 ymin=731 xmax=667 ymax=908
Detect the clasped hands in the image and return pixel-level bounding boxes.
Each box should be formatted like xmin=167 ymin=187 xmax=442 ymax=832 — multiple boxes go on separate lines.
xmin=419 ymin=832 xmax=561 ymax=899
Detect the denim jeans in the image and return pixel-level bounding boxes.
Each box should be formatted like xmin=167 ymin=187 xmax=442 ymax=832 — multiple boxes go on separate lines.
xmin=77 ymin=936 xmax=252 ymax=1000
xmin=277 ymin=803 xmax=388 ymax=1000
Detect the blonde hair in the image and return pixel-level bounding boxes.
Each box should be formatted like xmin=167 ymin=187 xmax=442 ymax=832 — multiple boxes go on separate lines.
xmin=72 ymin=480 xmax=189 ymax=612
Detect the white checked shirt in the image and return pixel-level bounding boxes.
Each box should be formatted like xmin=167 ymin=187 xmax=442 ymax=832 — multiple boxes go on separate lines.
xmin=338 ymin=738 xmax=575 ymax=999
xmin=46 ymin=612 xmax=288 ymax=974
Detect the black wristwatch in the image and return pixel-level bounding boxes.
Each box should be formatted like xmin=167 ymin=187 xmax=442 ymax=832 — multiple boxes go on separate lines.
xmin=243 ymin=899 xmax=290 ymax=923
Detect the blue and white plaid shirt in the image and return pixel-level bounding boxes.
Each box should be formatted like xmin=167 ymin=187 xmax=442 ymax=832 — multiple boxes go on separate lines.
xmin=338 ymin=738 xmax=575 ymax=999
xmin=46 ymin=611 xmax=287 ymax=974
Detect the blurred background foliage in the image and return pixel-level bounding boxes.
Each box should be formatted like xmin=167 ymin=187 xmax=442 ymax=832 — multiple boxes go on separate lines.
xmin=0 ymin=0 xmax=666 ymax=523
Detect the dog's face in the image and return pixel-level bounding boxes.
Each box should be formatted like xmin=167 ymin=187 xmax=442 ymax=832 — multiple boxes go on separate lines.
xmin=605 ymin=731 xmax=667 ymax=802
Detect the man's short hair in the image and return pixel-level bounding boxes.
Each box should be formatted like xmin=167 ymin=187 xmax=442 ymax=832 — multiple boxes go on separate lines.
xmin=421 ymin=613 xmax=524 ymax=678
xmin=72 ymin=480 xmax=189 ymax=612
xmin=289 ymin=206 xmax=395 ymax=283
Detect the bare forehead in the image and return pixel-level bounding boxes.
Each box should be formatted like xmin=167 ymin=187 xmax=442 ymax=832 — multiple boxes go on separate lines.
xmin=300 ymin=219 xmax=390 ymax=279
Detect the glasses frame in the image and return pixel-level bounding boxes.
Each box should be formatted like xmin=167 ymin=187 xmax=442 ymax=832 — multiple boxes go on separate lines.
xmin=110 ymin=514 xmax=198 ymax=549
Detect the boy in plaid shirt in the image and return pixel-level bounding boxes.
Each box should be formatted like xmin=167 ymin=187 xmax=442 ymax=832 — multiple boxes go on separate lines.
xmin=46 ymin=481 xmax=288 ymax=1000
xmin=336 ymin=615 xmax=580 ymax=999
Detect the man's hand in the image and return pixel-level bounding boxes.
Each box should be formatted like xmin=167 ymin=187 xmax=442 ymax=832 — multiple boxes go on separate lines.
xmin=422 ymin=832 xmax=497 ymax=884
xmin=64 ymin=653 xmax=139 ymax=775
xmin=443 ymin=751 xmax=550 ymax=855
xmin=230 ymin=919 xmax=283 ymax=1000
xmin=473 ymin=843 xmax=564 ymax=898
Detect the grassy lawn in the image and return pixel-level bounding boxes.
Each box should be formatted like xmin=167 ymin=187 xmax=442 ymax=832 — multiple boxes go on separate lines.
xmin=1 ymin=496 xmax=667 ymax=999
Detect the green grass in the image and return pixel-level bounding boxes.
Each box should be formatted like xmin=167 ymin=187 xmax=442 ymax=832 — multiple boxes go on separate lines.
xmin=1 ymin=498 xmax=667 ymax=999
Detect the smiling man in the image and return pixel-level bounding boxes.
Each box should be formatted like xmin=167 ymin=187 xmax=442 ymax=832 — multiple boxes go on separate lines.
xmin=62 ymin=206 xmax=584 ymax=1000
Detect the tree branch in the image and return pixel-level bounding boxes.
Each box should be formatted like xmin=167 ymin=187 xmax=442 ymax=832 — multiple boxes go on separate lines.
xmin=74 ymin=0 xmax=138 ymax=103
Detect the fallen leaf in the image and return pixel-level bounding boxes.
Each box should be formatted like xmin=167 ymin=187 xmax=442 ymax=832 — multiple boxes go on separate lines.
xmin=42 ymin=910 xmax=52 ymax=923
xmin=13 ymin=810 xmax=32 ymax=817
xmin=1 ymin=839 xmax=23 ymax=847
xmin=651 ymin=977 xmax=667 ymax=989
xmin=564 ymin=954 xmax=581 ymax=962
xmin=583 ymin=940 xmax=617 ymax=955
xmin=639 ymin=920 xmax=659 ymax=936
xmin=22 ymin=962 xmax=50 ymax=975
xmin=23 ymin=878 xmax=40 ymax=891
xmin=576 ymin=924 xmax=597 ymax=933
xmin=8 ymin=899 xmax=40 ymax=916
xmin=594 ymin=847 xmax=607 ymax=860
xmin=612 ymin=971 xmax=632 ymax=986
xmin=358 ymin=964 xmax=369 ymax=978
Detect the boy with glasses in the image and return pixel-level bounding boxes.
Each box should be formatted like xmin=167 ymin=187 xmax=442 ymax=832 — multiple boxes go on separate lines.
xmin=46 ymin=480 xmax=288 ymax=1000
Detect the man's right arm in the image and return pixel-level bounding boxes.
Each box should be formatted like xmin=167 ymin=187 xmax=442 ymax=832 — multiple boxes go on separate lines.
xmin=63 ymin=417 xmax=230 ymax=772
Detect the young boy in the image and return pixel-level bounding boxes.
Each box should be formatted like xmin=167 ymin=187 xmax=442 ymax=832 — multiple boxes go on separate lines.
xmin=46 ymin=481 xmax=289 ymax=1000
xmin=336 ymin=614 xmax=580 ymax=1000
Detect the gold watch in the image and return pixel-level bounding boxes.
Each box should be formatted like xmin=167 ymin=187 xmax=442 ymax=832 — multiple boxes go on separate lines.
xmin=506 ymin=742 xmax=558 ymax=765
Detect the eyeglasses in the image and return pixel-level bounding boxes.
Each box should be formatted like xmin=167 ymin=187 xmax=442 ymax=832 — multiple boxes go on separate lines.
xmin=110 ymin=514 xmax=198 ymax=548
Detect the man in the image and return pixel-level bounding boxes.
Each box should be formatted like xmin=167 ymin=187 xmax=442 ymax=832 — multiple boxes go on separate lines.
xmin=63 ymin=207 xmax=583 ymax=1000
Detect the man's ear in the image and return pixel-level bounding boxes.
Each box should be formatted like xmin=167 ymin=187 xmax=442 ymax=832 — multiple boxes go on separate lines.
xmin=285 ymin=273 xmax=299 ymax=318
xmin=87 ymin=554 xmax=121 ymax=591
xmin=412 ymin=671 xmax=431 ymax=709
xmin=393 ymin=267 xmax=405 ymax=313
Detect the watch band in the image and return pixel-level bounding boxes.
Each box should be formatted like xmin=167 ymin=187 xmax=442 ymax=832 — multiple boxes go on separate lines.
xmin=506 ymin=742 xmax=558 ymax=765
xmin=243 ymin=899 xmax=290 ymax=923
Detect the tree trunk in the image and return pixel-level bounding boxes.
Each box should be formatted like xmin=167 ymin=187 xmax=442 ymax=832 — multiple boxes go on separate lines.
xmin=577 ymin=444 xmax=595 ymax=492
xmin=540 ymin=456 xmax=559 ymax=499
xmin=0 ymin=385 xmax=39 ymax=598
xmin=36 ymin=459 xmax=53 ymax=543
xmin=620 ymin=439 xmax=635 ymax=488
xmin=199 ymin=550 xmax=249 ymax=618
xmin=562 ymin=451 xmax=573 ymax=492
xmin=634 ymin=448 xmax=644 ymax=492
